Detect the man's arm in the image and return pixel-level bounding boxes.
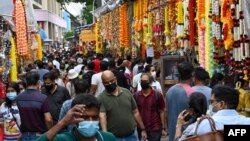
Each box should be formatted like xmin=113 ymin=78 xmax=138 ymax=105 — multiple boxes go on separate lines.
xmin=133 ymin=108 xmax=145 ymax=129
xmin=44 ymin=112 xmax=53 ymax=130
xmin=99 ymin=112 xmax=107 ymax=131
xmin=90 ymin=85 xmax=97 ymax=95
xmin=38 ymin=105 xmax=85 ymax=140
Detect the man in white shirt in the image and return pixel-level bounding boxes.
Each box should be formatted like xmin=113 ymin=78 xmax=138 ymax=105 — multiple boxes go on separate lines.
xmin=195 ymin=85 xmax=250 ymax=134
xmin=91 ymin=61 xmax=109 ymax=97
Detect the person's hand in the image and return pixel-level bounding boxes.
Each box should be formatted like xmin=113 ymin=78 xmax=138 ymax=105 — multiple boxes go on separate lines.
xmin=161 ymin=129 xmax=168 ymax=137
xmin=62 ymin=104 xmax=85 ymax=125
xmin=141 ymin=130 xmax=147 ymax=141
xmin=177 ymin=110 xmax=189 ymax=126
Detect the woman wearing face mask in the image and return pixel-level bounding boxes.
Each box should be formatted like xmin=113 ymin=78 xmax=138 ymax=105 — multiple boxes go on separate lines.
xmin=0 ymin=82 xmax=21 ymax=141
xmin=175 ymin=92 xmax=208 ymax=141
xmin=17 ymin=81 xmax=26 ymax=93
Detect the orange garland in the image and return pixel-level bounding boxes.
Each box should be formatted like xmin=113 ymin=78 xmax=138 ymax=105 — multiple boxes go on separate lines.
xmin=15 ymin=0 xmax=29 ymax=56
xmin=119 ymin=3 xmax=130 ymax=48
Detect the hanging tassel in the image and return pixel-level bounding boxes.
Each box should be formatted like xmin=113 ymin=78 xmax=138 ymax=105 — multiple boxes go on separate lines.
xmin=10 ymin=37 xmax=17 ymax=81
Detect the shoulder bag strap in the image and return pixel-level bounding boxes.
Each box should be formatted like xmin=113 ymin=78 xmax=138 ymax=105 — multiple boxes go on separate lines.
xmin=9 ymin=108 xmax=20 ymax=130
xmin=194 ymin=115 xmax=216 ymax=135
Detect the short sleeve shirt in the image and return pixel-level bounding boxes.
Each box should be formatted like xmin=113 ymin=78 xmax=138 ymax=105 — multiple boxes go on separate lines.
xmin=98 ymin=87 xmax=137 ymax=137
xmin=16 ymin=89 xmax=50 ymax=133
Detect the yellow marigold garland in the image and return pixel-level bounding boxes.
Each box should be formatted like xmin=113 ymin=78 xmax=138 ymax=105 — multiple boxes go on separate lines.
xmin=10 ymin=37 xmax=17 ymax=81
xmin=36 ymin=34 xmax=43 ymax=60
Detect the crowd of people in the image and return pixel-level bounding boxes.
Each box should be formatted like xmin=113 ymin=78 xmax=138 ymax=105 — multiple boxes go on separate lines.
xmin=0 ymin=50 xmax=249 ymax=141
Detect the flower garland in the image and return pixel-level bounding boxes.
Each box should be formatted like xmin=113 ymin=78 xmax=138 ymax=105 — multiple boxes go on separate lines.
xmin=205 ymin=0 xmax=214 ymax=76
xmin=189 ymin=0 xmax=196 ymax=47
xmin=10 ymin=37 xmax=17 ymax=81
xmin=197 ymin=0 xmax=206 ymax=68
xmin=119 ymin=3 xmax=129 ymax=48
xmin=164 ymin=6 xmax=170 ymax=47
xmin=221 ymin=0 xmax=233 ymax=50
xmin=15 ymin=0 xmax=28 ymax=57
xmin=36 ymin=34 xmax=43 ymax=60
xmin=176 ymin=1 xmax=184 ymax=38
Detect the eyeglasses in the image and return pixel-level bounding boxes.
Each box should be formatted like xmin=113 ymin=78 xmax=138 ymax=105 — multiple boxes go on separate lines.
xmin=208 ymin=99 xmax=220 ymax=104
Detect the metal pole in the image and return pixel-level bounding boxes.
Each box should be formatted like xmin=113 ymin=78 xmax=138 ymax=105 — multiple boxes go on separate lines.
xmin=92 ymin=0 xmax=96 ymax=24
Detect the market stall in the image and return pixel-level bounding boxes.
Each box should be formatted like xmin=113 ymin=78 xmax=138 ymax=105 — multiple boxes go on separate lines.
xmin=0 ymin=0 xmax=43 ymax=82
xmin=93 ymin=0 xmax=250 ymax=84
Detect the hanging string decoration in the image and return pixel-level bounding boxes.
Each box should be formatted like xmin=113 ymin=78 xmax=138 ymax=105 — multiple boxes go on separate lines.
xmin=15 ymin=0 xmax=29 ymax=56
xmin=164 ymin=6 xmax=170 ymax=47
xmin=189 ymin=0 xmax=196 ymax=47
xmin=197 ymin=0 xmax=206 ymax=68
xmin=176 ymin=1 xmax=184 ymax=38
xmin=10 ymin=37 xmax=17 ymax=81
xmin=36 ymin=34 xmax=43 ymax=60
xmin=119 ymin=3 xmax=129 ymax=48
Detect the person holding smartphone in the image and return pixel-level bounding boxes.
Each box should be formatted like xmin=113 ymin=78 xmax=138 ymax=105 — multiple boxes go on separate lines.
xmin=175 ymin=92 xmax=208 ymax=141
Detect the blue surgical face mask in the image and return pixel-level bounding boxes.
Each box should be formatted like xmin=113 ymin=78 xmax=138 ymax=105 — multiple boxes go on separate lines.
xmin=6 ymin=92 xmax=17 ymax=100
xmin=77 ymin=121 xmax=99 ymax=137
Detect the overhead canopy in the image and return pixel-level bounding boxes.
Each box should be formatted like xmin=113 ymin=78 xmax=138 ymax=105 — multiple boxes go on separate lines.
xmin=91 ymin=0 xmax=121 ymax=18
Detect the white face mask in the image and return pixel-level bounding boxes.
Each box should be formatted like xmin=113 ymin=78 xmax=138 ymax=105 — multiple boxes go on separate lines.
xmin=208 ymin=102 xmax=219 ymax=116
xmin=151 ymin=71 xmax=156 ymax=80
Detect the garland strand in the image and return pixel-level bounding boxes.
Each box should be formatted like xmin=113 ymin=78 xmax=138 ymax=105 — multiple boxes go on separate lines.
xmin=10 ymin=37 xmax=17 ymax=81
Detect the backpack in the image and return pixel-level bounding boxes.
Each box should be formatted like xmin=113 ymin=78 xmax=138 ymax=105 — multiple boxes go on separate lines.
xmin=134 ymin=90 xmax=161 ymax=112
xmin=82 ymin=70 xmax=95 ymax=86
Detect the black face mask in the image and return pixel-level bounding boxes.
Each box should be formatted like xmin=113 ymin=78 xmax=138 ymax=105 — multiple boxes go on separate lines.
xmin=141 ymin=80 xmax=150 ymax=90
xmin=105 ymin=82 xmax=117 ymax=93
xmin=45 ymin=84 xmax=54 ymax=91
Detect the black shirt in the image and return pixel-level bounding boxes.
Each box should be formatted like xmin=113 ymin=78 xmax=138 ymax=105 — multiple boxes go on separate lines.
xmin=41 ymin=85 xmax=71 ymax=121
xmin=112 ymin=70 xmax=130 ymax=90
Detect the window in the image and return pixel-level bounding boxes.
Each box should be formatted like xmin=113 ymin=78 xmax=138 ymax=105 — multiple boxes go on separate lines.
xmin=34 ymin=0 xmax=42 ymax=5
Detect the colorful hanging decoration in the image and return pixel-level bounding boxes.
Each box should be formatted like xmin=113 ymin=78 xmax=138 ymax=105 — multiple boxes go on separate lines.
xmin=10 ymin=37 xmax=17 ymax=81
xmin=119 ymin=3 xmax=130 ymax=48
xmin=36 ymin=34 xmax=43 ymax=60
xmin=14 ymin=0 xmax=29 ymax=57
xmin=189 ymin=0 xmax=196 ymax=47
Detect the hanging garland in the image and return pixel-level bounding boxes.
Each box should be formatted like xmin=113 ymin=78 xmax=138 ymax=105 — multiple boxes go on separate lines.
xmin=10 ymin=37 xmax=17 ymax=81
xmin=15 ymin=0 xmax=29 ymax=57
xmin=36 ymin=34 xmax=43 ymax=60
xmin=119 ymin=3 xmax=129 ymax=48
xmin=189 ymin=0 xmax=196 ymax=47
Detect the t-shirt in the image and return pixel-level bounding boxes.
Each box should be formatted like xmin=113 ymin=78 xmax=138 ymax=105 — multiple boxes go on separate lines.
xmin=16 ymin=89 xmax=50 ymax=133
xmin=92 ymin=59 xmax=101 ymax=73
xmin=137 ymin=81 xmax=162 ymax=93
xmin=38 ymin=69 xmax=49 ymax=82
xmin=192 ymin=86 xmax=212 ymax=108
xmin=98 ymin=87 xmax=137 ymax=137
xmin=37 ymin=130 xmax=117 ymax=141
xmin=91 ymin=72 xmax=105 ymax=97
xmin=166 ymin=84 xmax=192 ymax=141
xmin=0 ymin=103 xmax=21 ymax=141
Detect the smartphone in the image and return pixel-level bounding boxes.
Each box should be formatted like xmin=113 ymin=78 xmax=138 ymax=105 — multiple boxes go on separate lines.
xmin=182 ymin=108 xmax=193 ymax=121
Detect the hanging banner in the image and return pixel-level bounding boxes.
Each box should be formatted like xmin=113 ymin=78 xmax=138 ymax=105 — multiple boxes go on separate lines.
xmin=80 ymin=29 xmax=96 ymax=42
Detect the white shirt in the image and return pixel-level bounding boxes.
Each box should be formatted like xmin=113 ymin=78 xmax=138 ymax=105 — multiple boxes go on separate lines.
xmin=66 ymin=82 xmax=76 ymax=98
xmin=194 ymin=110 xmax=250 ymax=135
xmin=74 ymin=64 xmax=84 ymax=74
xmin=55 ymin=78 xmax=65 ymax=87
xmin=137 ymin=80 xmax=163 ymax=93
xmin=91 ymin=72 xmax=105 ymax=97
xmin=53 ymin=60 xmax=60 ymax=70
xmin=132 ymin=73 xmax=142 ymax=88
xmin=0 ymin=103 xmax=21 ymax=137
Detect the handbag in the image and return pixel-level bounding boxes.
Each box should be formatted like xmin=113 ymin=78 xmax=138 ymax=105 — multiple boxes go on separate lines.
xmin=182 ymin=115 xmax=224 ymax=141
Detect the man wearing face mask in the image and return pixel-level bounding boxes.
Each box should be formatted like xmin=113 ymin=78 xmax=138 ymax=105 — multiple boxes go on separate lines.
xmin=193 ymin=85 xmax=250 ymax=135
xmin=41 ymin=72 xmax=71 ymax=125
xmin=136 ymin=65 xmax=162 ymax=93
xmin=37 ymin=94 xmax=117 ymax=141
xmin=135 ymin=73 xmax=167 ymax=141
xmin=98 ymin=70 xmax=147 ymax=141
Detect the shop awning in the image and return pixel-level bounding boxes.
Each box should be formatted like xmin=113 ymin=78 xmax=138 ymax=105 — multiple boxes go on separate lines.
xmin=39 ymin=28 xmax=48 ymax=40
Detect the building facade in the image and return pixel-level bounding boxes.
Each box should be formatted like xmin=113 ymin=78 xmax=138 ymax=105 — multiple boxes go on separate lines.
xmin=32 ymin=0 xmax=67 ymax=45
